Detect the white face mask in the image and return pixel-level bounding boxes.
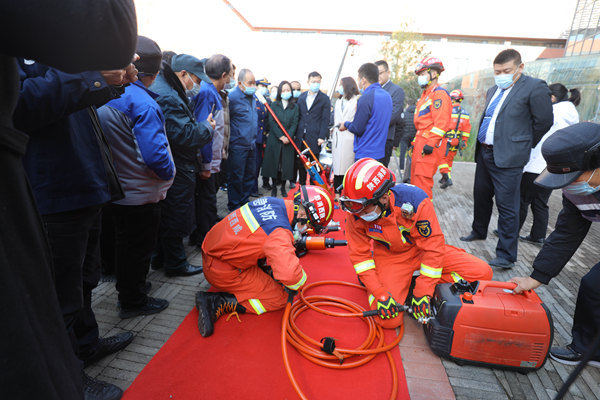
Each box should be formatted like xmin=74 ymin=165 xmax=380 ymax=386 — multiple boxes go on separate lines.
xmin=295 ymin=223 xmax=308 ymax=234
xmin=360 ymin=206 xmax=381 ymax=222
xmin=417 ymin=75 xmax=429 ymax=88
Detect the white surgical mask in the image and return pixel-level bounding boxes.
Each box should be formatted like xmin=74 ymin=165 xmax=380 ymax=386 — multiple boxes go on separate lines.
xmin=360 ymin=206 xmax=381 ymax=222
xmin=417 ymin=75 xmax=429 ymax=88
xmin=186 ymin=81 xmax=200 ymax=98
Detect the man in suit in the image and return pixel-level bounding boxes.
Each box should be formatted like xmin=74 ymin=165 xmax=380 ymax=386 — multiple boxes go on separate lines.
xmin=295 ymin=71 xmax=331 ymax=185
xmin=460 ymin=49 xmax=553 ymax=269
xmin=375 ymin=60 xmax=405 ymax=167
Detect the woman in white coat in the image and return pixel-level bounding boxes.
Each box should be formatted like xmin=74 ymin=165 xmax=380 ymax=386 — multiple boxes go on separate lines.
xmin=519 ymin=83 xmax=581 ymax=245
xmin=332 ymin=77 xmax=360 ymax=198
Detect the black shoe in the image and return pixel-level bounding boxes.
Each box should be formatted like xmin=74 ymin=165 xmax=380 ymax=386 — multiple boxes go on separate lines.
xmin=519 ymin=235 xmax=545 ymax=245
xmin=195 ymin=291 xmax=246 ymax=337
xmin=441 ymin=177 xmax=453 ymax=189
xmin=493 ymin=229 xmax=499 ymax=236
xmin=119 ymin=297 xmax=169 ymax=319
xmin=83 ymin=372 xmax=123 ymax=400
xmin=144 ymin=281 xmax=152 ymax=294
xmin=165 ymin=264 xmax=203 ymax=277
xmin=550 ymin=345 xmax=600 ymax=367
xmin=280 ymin=185 xmax=287 ymax=197
xmin=262 ymin=183 xmax=272 ymax=190
xmin=289 ymin=182 xmax=296 ymax=189
xmin=488 ymin=257 xmax=514 ymax=269
xmin=459 ymin=232 xmax=486 ymax=242
xmin=271 ymin=187 xmax=277 ymax=197
xmin=81 ymin=332 xmax=134 ymax=368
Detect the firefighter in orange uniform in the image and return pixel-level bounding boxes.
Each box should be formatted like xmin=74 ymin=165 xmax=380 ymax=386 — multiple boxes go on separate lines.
xmin=195 ymin=185 xmax=334 ymax=337
xmin=411 ymin=57 xmax=453 ymax=198
xmin=340 ymin=158 xmax=492 ymax=328
xmin=439 ymin=89 xmax=471 ymax=189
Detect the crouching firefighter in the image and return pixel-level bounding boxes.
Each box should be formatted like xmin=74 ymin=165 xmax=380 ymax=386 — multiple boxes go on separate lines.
xmin=439 ymin=89 xmax=471 ymax=189
xmin=339 ymin=158 xmax=493 ymax=328
xmin=196 ymin=185 xmax=334 ymax=337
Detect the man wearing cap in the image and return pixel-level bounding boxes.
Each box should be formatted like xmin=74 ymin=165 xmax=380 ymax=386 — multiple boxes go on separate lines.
xmin=510 ymin=122 xmax=600 ymax=367
xmin=98 ymin=36 xmax=174 ymax=319
xmin=150 ymin=54 xmax=215 ymax=277
xmin=254 ymin=77 xmax=271 ymax=195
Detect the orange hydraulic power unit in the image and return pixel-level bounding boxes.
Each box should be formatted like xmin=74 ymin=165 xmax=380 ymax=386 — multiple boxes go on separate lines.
xmin=424 ymin=280 xmax=553 ymax=373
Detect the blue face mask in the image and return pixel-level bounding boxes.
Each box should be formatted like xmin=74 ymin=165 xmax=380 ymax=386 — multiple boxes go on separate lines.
xmin=337 ymin=87 xmax=344 ymax=96
xmin=417 ymin=75 xmax=429 ymax=88
xmin=243 ymin=85 xmax=257 ymax=96
xmin=186 ymin=81 xmax=200 ymax=98
xmin=494 ymin=73 xmax=514 ymax=89
xmin=293 ymin=90 xmax=301 ymax=98
xmin=309 ymin=82 xmax=320 ymax=93
xmin=224 ymin=77 xmax=236 ymax=90
xmin=360 ymin=206 xmax=381 ymax=222
xmin=258 ymin=87 xmax=269 ymax=96
xmin=281 ymin=91 xmax=292 ymax=100
xmin=563 ymin=169 xmax=600 ymax=196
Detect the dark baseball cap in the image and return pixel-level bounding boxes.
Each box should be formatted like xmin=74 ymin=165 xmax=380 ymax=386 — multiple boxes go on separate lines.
xmin=171 ymin=54 xmax=211 ymax=83
xmin=535 ymin=122 xmax=600 ymax=189
xmin=134 ymin=36 xmax=162 ymax=75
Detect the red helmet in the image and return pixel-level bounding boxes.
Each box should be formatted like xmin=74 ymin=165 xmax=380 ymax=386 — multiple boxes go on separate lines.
xmin=293 ymin=185 xmax=334 ymax=233
xmin=339 ymin=158 xmax=396 ymax=214
xmin=414 ymin=57 xmax=445 ymax=75
xmin=450 ymin=89 xmax=464 ymax=102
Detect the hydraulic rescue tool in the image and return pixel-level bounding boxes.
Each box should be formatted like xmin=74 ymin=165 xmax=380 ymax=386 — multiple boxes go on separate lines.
xmin=294 ymin=236 xmax=347 ymax=258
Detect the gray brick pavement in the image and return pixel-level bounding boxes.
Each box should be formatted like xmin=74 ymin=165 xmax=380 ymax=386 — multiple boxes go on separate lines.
xmin=89 ymin=161 xmax=600 ymax=399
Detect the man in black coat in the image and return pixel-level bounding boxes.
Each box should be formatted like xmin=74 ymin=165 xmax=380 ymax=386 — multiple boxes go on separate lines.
xmin=375 ymin=60 xmax=405 ymax=167
xmin=460 ymin=49 xmax=553 ymax=269
xmin=295 ymin=71 xmax=331 ymax=185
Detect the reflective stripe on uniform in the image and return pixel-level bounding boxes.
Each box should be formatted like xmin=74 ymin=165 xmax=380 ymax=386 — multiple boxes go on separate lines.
xmin=354 ymin=259 xmax=376 ymax=274
xmin=430 ymin=127 xmax=446 ymax=137
xmin=248 ymin=299 xmax=266 ymax=315
xmin=420 ymin=263 xmax=442 ymax=279
xmin=439 ymin=163 xmax=449 ymax=170
xmin=398 ymin=225 xmax=410 ymax=244
xmin=462 ymin=132 xmax=471 ymax=137
xmin=450 ymin=271 xmax=464 ymax=282
xmin=286 ymin=269 xmax=307 ymax=291
xmin=368 ymin=294 xmax=375 ymax=306
xmin=240 ymin=204 xmax=260 ymax=233
xmin=418 ymin=99 xmax=432 ymax=112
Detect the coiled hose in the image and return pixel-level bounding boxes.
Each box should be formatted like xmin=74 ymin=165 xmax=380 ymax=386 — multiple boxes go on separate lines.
xmin=281 ymin=280 xmax=405 ymax=400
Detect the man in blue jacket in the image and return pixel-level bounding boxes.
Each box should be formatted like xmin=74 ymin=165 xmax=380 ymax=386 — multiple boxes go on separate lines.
xmin=339 ymin=63 xmax=392 ymax=162
xmin=98 ymin=36 xmax=175 ymax=319
xmin=150 ymin=54 xmax=215 ymax=277
xmin=15 ymin=58 xmax=138 ymax=398
xmin=227 ymin=68 xmax=258 ymax=211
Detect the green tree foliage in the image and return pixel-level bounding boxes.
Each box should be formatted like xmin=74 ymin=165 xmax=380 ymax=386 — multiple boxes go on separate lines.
xmin=380 ymin=22 xmax=430 ymax=101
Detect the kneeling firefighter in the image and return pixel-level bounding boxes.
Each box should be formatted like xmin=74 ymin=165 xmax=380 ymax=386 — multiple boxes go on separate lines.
xmin=340 ymin=158 xmax=492 ymax=328
xmin=196 ymin=185 xmax=334 ymax=337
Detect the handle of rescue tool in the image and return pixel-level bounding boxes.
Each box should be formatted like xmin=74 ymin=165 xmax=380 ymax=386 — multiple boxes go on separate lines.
xmin=362 ymin=305 xmax=409 ymax=317
xmin=478 ymin=281 xmax=534 ymax=299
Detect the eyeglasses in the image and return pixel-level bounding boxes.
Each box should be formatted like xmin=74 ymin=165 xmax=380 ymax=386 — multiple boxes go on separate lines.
xmin=339 ymin=196 xmax=374 ymax=214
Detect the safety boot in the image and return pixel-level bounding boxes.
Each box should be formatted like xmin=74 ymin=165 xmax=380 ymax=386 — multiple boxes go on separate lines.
xmin=195 ymin=291 xmax=246 ymax=337
xmin=439 ymin=173 xmax=449 ymax=187
xmin=441 ymin=175 xmax=453 ymax=189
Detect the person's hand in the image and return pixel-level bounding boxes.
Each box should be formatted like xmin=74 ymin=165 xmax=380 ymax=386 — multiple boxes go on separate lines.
xmin=422 ymin=144 xmax=434 ymax=155
xmin=101 ymin=54 xmax=139 ymax=86
xmin=375 ymin=292 xmax=400 ymax=319
xmin=508 ymin=276 xmax=542 ymax=294
xmin=338 ymin=123 xmax=347 ymax=132
xmin=411 ymin=295 xmax=430 ymax=320
xmin=317 ymin=138 xmax=325 ymax=146
xmin=280 ymin=136 xmax=290 ymax=144
xmin=199 ymin=170 xmax=211 ymax=180
xmin=206 ymin=113 xmax=216 ymax=130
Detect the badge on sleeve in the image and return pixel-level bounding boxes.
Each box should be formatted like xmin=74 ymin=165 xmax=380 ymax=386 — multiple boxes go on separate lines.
xmin=416 ymin=220 xmax=432 ymax=237
xmin=433 ymin=99 xmax=442 ymax=109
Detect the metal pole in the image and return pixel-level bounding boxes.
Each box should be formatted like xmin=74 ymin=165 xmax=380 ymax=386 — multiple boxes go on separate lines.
xmin=329 ymin=41 xmax=351 ymax=101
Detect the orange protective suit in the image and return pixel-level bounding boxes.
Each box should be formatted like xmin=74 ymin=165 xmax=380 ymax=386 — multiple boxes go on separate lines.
xmin=202 ymin=197 xmax=306 ymax=315
xmin=439 ymin=105 xmax=471 ymax=175
xmin=345 ymin=184 xmax=492 ymax=328
xmin=411 ymin=84 xmax=453 ymax=197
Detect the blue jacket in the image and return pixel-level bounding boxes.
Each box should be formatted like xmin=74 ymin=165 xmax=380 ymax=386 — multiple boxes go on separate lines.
xmin=255 ymin=99 xmax=269 ymax=144
xmin=14 ymin=60 xmax=123 ymax=215
xmin=193 ymin=81 xmax=224 ymax=172
xmin=150 ymin=71 xmax=213 ymax=170
xmin=228 ymin=86 xmax=258 ymax=149
xmin=344 ymin=82 xmax=392 ymax=160
xmin=98 ymin=81 xmax=175 ymax=206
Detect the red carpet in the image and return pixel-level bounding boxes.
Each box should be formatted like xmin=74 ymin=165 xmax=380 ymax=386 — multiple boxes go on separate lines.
xmin=124 ymin=205 xmax=409 ymax=400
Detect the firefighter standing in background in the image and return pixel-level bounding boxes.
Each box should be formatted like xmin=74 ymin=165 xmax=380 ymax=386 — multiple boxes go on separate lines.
xmin=439 ymin=89 xmax=471 ymax=189
xmin=340 ymin=159 xmax=492 ymax=328
xmin=195 ymin=185 xmax=334 ymax=337
xmin=411 ymin=57 xmax=453 ymax=198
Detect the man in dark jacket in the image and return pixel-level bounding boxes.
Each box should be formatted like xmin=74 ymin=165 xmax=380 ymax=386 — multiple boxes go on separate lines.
xmin=295 ymin=71 xmax=331 ymax=185
xmin=15 ymin=58 xmax=137 ymax=398
xmin=150 ymin=54 xmax=215 ymax=277
xmin=375 ymin=60 xmax=405 ymax=167
xmin=400 ymin=98 xmax=417 ymax=171
xmin=1 ymin=1 xmax=136 ymax=398
xmin=460 ymin=49 xmax=553 ymax=269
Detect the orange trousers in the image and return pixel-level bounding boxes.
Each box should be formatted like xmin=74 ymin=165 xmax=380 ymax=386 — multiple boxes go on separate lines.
xmin=202 ymin=255 xmax=288 ymax=315
xmin=367 ymin=245 xmax=493 ymax=329
xmin=411 ymin=135 xmax=445 ymax=198
xmin=439 ymin=149 xmax=457 ymax=175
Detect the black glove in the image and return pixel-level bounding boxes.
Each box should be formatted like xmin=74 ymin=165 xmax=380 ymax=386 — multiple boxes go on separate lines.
xmin=411 ymin=295 xmax=430 ymax=320
xmin=375 ymin=292 xmax=400 ymax=319
xmin=422 ymin=145 xmax=434 ymax=155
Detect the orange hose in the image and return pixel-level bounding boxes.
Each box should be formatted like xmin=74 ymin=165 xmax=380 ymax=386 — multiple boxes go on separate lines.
xmin=281 ymin=281 xmax=405 ymax=400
